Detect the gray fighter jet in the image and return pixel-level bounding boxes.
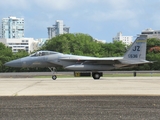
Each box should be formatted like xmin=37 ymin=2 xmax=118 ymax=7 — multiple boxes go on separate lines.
xmin=4 ymin=35 xmax=151 ymax=80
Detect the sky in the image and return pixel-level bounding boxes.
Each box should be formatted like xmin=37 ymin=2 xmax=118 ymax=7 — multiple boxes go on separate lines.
xmin=0 ymin=0 xmax=160 ymax=42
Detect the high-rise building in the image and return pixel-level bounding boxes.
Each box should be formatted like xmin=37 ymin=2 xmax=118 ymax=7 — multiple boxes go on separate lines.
xmin=47 ymin=20 xmax=70 ymax=39
xmin=1 ymin=16 xmax=24 ymax=38
xmin=113 ymin=32 xmax=133 ymax=45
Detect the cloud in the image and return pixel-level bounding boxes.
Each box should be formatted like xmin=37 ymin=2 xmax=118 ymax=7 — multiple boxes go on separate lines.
xmin=151 ymin=15 xmax=160 ymax=29
xmin=71 ymin=0 xmax=147 ymax=30
xmin=0 ymin=0 xmax=159 ymax=41
xmin=128 ymin=19 xmax=140 ymax=29
xmin=0 ymin=0 xmax=30 ymax=10
xmin=70 ymin=0 xmax=139 ymax=20
xmin=89 ymin=9 xmax=137 ymax=22
xmin=0 ymin=0 xmax=78 ymax=11
xmin=33 ymin=0 xmax=77 ymax=11
xmin=107 ymin=0 xmax=131 ymax=9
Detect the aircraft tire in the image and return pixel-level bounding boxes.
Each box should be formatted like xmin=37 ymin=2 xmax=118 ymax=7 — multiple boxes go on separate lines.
xmin=92 ymin=72 xmax=100 ymax=80
xmin=52 ymin=75 xmax=57 ymax=80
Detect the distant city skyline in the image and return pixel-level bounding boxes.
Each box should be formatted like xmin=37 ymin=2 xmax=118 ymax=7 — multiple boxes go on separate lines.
xmin=0 ymin=1 xmax=160 ymax=42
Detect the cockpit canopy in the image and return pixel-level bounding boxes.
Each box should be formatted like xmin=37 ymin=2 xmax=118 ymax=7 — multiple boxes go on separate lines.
xmin=30 ymin=51 xmax=59 ymax=57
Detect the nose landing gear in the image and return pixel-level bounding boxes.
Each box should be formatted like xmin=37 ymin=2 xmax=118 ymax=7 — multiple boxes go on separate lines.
xmin=49 ymin=67 xmax=57 ymax=80
xmin=52 ymin=75 xmax=57 ymax=80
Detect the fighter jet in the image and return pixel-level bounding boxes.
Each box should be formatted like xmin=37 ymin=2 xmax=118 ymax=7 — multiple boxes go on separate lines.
xmin=4 ymin=35 xmax=151 ymax=80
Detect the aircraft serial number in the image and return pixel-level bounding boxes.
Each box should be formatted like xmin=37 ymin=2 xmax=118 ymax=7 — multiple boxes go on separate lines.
xmin=128 ymin=54 xmax=138 ymax=58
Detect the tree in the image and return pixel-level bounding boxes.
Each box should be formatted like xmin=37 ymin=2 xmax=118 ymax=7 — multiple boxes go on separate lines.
xmin=0 ymin=43 xmax=13 ymax=72
xmin=41 ymin=33 xmax=126 ymax=57
xmin=147 ymin=38 xmax=160 ymax=70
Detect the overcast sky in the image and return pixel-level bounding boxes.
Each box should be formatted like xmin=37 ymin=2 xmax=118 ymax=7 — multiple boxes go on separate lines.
xmin=0 ymin=0 xmax=160 ymax=42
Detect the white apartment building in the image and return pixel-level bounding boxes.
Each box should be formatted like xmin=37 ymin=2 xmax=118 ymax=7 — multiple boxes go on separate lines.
xmin=1 ymin=16 xmax=24 ymax=38
xmin=113 ymin=32 xmax=133 ymax=45
xmin=141 ymin=28 xmax=160 ymax=39
xmin=0 ymin=38 xmax=39 ymax=53
xmin=47 ymin=20 xmax=70 ymax=39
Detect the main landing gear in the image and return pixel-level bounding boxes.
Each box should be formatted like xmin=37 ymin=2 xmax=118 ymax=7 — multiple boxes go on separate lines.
xmin=92 ymin=72 xmax=102 ymax=79
xmin=49 ymin=67 xmax=57 ymax=80
xmin=48 ymin=68 xmax=103 ymax=80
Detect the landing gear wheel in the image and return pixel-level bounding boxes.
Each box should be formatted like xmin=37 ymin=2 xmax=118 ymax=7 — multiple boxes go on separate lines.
xmin=92 ymin=72 xmax=100 ymax=80
xmin=52 ymin=75 xmax=57 ymax=80
xmin=49 ymin=67 xmax=57 ymax=80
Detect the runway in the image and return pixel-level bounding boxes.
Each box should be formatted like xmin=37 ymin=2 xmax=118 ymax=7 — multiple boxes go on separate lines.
xmin=0 ymin=77 xmax=160 ymax=96
xmin=1 ymin=96 xmax=160 ymax=120
xmin=1 ymin=77 xmax=160 ymax=119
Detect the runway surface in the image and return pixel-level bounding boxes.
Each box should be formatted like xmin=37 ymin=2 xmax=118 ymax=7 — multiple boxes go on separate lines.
xmin=0 ymin=77 xmax=160 ymax=119
xmin=0 ymin=77 xmax=160 ymax=96
xmin=0 ymin=96 xmax=160 ymax=120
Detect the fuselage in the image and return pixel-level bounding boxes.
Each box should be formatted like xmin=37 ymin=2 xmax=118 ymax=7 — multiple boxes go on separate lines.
xmin=4 ymin=51 xmax=124 ymax=71
xmin=5 ymin=49 xmax=149 ymax=71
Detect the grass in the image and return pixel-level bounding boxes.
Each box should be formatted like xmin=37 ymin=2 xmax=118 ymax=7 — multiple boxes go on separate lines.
xmin=104 ymin=73 xmax=160 ymax=77
xmin=34 ymin=74 xmax=74 ymax=78
xmin=34 ymin=73 xmax=160 ymax=78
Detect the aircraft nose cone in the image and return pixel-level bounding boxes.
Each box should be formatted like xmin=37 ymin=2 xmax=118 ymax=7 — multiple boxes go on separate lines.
xmin=4 ymin=59 xmax=22 ymax=67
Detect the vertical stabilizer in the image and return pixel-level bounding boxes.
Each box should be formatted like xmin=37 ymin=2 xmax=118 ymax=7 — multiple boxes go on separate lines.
xmin=123 ymin=35 xmax=147 ymax=63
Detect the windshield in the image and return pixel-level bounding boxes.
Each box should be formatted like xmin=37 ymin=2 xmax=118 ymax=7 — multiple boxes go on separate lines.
xmin=30 ymin=51 xmax=58 ymax=57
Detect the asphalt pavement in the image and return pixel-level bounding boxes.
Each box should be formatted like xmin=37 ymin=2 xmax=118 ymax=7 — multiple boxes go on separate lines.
xmin=0 ymin=96 xmax=160 ymax=120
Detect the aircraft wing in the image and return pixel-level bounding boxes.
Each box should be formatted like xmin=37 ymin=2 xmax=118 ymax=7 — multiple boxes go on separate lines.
xmin=59 ymin=56 xmax=152 ymax=65
xmin=60 ymin=57 xmax=123 ymax=64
